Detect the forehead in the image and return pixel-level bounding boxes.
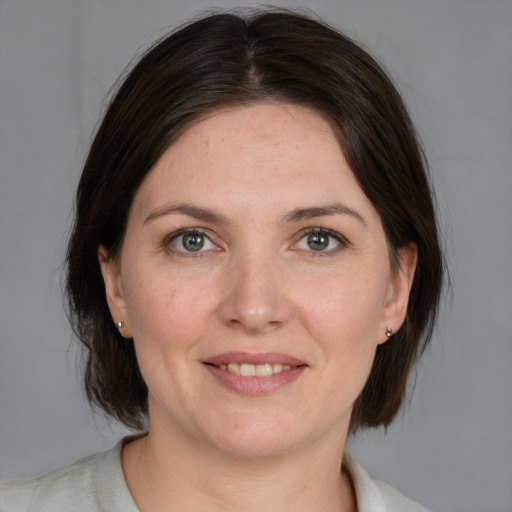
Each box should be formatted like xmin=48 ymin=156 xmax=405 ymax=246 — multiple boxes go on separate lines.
xmin=131 ymin=103 xmax=374 ymax=220
xmin=162 ymin=103 xmax=339 ymax=170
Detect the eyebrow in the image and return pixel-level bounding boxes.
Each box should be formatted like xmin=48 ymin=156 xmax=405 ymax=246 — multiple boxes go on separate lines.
xmin=283 ymin=203 xmax=366 ymax=226
xmin=144 ymin=203 xmax=229 ymax=225
xmin=144 ymin=201 xmax=366 ymax=226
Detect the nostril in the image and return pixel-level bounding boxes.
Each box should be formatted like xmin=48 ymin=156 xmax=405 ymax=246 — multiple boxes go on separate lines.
xmin=217 ymin=267 xmax=292 ymax=333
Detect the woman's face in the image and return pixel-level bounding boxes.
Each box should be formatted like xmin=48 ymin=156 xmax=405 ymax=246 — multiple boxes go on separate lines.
xmin=101 ymin=104 xmax=415 ymax=457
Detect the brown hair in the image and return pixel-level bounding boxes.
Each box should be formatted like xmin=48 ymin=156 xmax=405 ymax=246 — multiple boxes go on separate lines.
xmin=66 ymin=9 xmax=444 ymax=432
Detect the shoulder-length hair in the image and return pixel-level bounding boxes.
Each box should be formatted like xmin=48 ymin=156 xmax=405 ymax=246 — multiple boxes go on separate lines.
xmin=66 ymin=10 xmax=444 ymax=432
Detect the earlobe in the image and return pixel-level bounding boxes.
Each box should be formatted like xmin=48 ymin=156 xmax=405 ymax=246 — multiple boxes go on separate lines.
xmin=98 ymin=246 xmax=131 ymax=338
xmin=379 ymin=243 xmax=417 ymax=344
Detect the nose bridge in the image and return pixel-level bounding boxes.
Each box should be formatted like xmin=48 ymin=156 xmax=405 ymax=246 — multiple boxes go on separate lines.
xmin=219 ymin=242 xmax=290 ymax=333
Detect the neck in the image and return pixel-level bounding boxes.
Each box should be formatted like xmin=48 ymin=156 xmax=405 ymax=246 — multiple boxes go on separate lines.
xmin=122 ymin=420 xmax=356 ymax=512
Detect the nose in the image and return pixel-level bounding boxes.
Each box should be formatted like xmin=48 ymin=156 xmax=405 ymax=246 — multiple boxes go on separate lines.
xmin=218 ymin=250 xmax=292 ymax=334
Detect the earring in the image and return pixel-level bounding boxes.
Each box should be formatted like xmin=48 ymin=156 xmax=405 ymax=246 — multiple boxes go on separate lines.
xmin=117 ymin=321 xmax=124 ymax=331
xmin=385 ymin=326 xmax=393 ymax=338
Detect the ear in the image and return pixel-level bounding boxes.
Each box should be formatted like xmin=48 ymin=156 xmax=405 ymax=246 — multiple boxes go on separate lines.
xmin=378 ymin=243 xmax=418 ymax=344
xmin=98 ymin=246 xmax=132 ymax=338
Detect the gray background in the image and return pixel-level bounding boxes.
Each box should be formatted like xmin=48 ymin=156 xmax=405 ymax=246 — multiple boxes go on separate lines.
xmin=1 ymin=1 xmax=511 ymax=511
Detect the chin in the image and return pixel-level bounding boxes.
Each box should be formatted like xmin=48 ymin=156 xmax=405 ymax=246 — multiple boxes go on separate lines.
xmin=213 ymin=430 xmax=303 ymax=459
xmin=199 ymin=409 xmax=320 ymax=459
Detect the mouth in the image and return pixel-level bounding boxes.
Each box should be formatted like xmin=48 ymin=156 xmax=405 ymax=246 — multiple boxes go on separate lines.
xmin=202 ymin=352 xmax=307 ymax=395
xmin=206 ymin=362 xmax=295 ymax=377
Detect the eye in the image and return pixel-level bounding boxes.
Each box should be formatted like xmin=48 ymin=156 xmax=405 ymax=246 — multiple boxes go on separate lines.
xmin=293 ymin=229 xmax=345 ymax=253
xmin=168 ymin=229 xmax=217 ymax=253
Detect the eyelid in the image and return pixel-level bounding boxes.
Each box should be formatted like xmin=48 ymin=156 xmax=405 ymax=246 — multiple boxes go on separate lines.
xmin=291 ymin=227 xmax=350 ymax=254
xmin=163 ymin=227 xmax=221 ymax=255
xmin=162 ymin=226 xmax=349 ymax=256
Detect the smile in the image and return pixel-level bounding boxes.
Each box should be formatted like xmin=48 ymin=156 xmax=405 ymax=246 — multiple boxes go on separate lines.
xmin=215 ymin=363 xmax=293 ymax=377
xmin=203 ymin=352 xmax=307 ymax=395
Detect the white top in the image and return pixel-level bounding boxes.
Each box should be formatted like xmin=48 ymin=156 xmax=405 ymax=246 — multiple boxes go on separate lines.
xmin=1 ymin=439 xmax=430 ymax=512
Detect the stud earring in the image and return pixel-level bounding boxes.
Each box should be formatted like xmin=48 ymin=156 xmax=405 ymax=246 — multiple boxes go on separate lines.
xmin=385 ymin=326 xmax=393 ymax=338
xmin=117 ymin=321 xmax=124 ymax=331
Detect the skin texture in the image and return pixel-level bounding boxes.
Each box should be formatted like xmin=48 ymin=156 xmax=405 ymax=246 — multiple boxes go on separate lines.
xmin=99 ymin=104 xmax=416 ymax=512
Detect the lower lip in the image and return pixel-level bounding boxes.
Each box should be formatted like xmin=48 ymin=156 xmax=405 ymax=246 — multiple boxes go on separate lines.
xmin=203 ymin=364 xmax=306 ymax=395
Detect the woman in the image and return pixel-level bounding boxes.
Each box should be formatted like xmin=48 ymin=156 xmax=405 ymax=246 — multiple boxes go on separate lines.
xmin=1 ymin=9 xmax=443 ymax=512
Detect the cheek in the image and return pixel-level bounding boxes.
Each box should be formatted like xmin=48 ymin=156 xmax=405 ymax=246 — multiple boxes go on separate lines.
xmin=125 ymin=274 xmax=170 ymax=338
xmin=297 ymin=271 xmax=386 ymax=394
xmin=299 ymin=270 xmax=387 ymax=346
xmin=123 ymin=270 xmax=214 ymax=350
xmin=122 ymin=275 xmax=209 ymax=402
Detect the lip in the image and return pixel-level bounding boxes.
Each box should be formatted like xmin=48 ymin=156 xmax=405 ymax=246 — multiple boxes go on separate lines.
xmin=203 ymin=352 xmax=308 ymax=396
xmin=204 ymin=352 xmax=306 ymax=367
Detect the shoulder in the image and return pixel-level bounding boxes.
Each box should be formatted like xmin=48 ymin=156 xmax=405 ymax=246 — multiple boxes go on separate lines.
xmin=344 ymin=453 xmax=432 ymax=512
xmin=0 ymin=441 xmax=136 ymax=512
xmin=372 ymin=478 xmax=431 ymax=512
xmin=0 ymin=450 xmax=110 ymax=512
xmin=0 ymin=451 xmax=104 ymax=512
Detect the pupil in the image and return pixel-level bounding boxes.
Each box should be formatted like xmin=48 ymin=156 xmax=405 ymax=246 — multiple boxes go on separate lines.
xmin=183 ymin=233 xmax=204 ymax=251
xmin=307 ymin=232 xmax=328 ymax=251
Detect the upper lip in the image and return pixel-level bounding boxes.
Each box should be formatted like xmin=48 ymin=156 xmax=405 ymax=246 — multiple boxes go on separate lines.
xmin=203 ymin=352 xmax=307 ymax=367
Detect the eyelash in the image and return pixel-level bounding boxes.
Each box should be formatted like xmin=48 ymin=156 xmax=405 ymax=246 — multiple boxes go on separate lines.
xmin=162 ymin=227 xmax=349 ymax=257
xmin=163 ymin=228 xmax=219 ymax=257
xmin=292 ymin=227 xmax=349 ymax=256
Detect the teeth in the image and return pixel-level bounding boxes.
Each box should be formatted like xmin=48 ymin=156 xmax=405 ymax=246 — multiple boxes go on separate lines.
xmin=218 ymin=363 xmax=294 ymax=376
xmin=256 ymin=364 xmax=273 ymax=377
xmin=240 ymin=364 xmax=256 ymax=376
xmin=228 ymin=363 xmax=239 ymax=374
